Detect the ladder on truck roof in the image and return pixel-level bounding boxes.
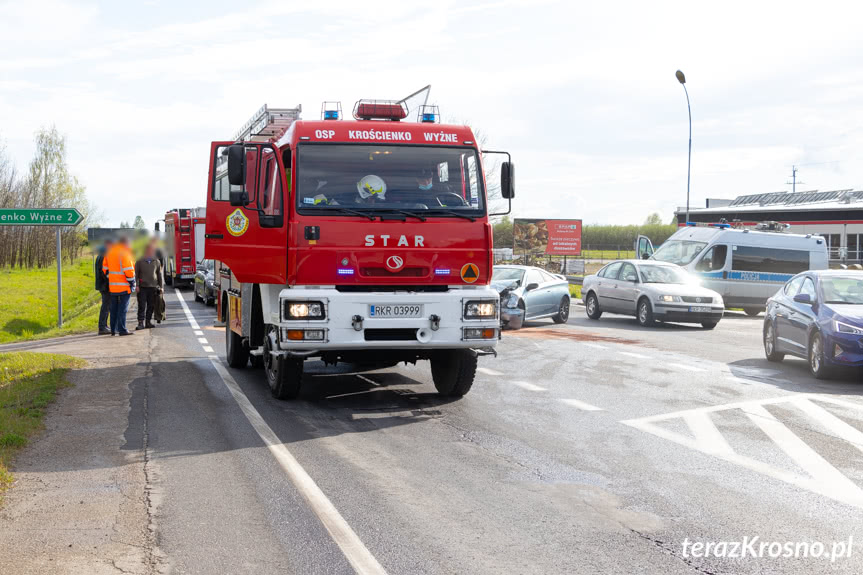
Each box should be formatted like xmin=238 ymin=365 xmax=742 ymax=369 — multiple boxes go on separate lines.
xmin=234 ymin=104 xmax=302 ymax=143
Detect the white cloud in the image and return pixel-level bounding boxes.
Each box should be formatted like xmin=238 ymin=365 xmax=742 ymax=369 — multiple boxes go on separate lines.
xmin=1 ymin=0 xmax=863 ymax=227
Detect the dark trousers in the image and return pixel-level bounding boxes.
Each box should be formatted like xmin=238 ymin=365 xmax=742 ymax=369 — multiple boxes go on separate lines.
xmin=137 ymin=287 xmax=157 ymax=323
xmin=109 ymin=292 xmax=131 ymax=334
xmin=98 ymin=290 xmax=111 ymax=331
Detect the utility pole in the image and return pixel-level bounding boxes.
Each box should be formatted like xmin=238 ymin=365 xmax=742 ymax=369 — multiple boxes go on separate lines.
xmin=786 ymin=165 xmax=804 ymax=194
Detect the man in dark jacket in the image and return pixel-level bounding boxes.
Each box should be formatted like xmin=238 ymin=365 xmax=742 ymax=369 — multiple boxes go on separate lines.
xmin=134 ymin=241 xmax=163 ymax=330
xmin=94 ymin=240 xmax=112 ymax=335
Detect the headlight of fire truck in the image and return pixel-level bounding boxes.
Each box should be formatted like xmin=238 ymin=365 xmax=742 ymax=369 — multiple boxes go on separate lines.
xmin=283 ymin=301 xmax=326 ymax=320
xmin=463 ymin=300 xmax=497 ymax=320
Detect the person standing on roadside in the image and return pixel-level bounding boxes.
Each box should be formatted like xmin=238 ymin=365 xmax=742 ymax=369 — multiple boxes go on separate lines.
xmin=102 ymin=235 xmax=136 ymax=336
xmin=134 ymin=241 xmax=163 ymax=330
xmin=94 ymin=238 xmax=113 ymax=335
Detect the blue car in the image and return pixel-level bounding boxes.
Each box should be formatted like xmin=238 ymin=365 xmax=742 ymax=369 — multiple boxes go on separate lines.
xmin=764 ymin=270 xmax=863 ymax=378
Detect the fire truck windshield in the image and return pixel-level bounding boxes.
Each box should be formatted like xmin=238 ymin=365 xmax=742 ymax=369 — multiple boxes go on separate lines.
xmin=296 ymin=144 xmax=485 ymax=216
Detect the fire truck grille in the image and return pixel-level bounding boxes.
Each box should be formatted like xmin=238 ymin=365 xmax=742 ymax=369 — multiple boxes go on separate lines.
xmin=364 ymin=329 xmax=417 ymax=342
xmin=359 ymin=267 xmax=428 ymax=277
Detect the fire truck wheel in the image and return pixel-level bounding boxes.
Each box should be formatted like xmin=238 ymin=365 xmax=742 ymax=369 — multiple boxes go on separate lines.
xmin=268 ymin=356 xmax=303 ymax=400
xmin=430 ymin=350 xmax=477 ymax=397
xmin=225 ymin=305 xmax=249 ymax=368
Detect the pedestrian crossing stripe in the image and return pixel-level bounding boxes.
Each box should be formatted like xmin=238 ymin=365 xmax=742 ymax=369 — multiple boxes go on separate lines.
xmin=460 ymin=263 xmax=479 ymax=283
xmin=622 ymin=394 xmax=863 ymax=510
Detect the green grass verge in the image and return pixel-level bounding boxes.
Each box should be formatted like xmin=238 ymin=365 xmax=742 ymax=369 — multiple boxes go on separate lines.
xmin=581 ymin=249 xmax=636 ymax=259
xmin=0 ymin=258 xmax=102 ymax=343
xmin=569 ymin=284 xmax=582 ymax=300
xmin=0 ymin=352 xmax=84 ymax=500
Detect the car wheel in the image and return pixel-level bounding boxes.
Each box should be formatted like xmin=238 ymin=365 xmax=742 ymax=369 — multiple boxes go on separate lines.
xmin=585 ymin=292 xmax=602 ymax=320
xmin=744 ymin=307 xmax=762 ymax=317
xmin=701 ymin=321 xmax=718 ymax=330
xmin=552 ymin=296 xmax=570 ymax=324
xmin=808 ymin=331 xmax=832 ymax=379
xmin=637 ymin=298 xmax=655 ymax=327
xmin=764 ymin=321 xmax=784 ymax=362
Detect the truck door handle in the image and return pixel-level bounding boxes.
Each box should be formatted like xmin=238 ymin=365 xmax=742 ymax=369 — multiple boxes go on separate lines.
xmin=205 ymin=233 xmax=224 ymax=239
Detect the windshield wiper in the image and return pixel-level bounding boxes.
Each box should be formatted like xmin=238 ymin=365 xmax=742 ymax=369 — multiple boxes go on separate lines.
xmin=425 ymin=209 xmax=476 ymax=222
xmin=323 ymin=208 xmax=376 ymax=221
xmin=387 ymin=210 xmax=426 ymax=222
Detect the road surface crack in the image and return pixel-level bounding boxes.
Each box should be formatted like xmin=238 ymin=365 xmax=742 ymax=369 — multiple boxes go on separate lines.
xmin=631 ymin=529 xmax=721 ymax=575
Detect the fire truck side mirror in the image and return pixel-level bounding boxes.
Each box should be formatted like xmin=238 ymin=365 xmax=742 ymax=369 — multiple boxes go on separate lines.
xmin=501 ymin=162 xmax=515 ymax=199
xmin=227 ymin=144 xmax=246 ymax=187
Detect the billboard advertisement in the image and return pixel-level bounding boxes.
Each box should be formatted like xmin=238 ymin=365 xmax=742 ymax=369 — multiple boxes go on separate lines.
xmin=513 ymin=219 xmax=582 ymax=255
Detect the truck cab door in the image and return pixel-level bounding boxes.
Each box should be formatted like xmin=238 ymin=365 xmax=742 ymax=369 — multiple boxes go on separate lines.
xmin=635 ymin=235 xmax=654 ymax=260
xmin=204 ymin=141 xmax=289 ymax=285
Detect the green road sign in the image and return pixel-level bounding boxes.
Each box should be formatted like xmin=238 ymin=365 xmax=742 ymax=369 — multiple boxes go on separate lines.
xmin=0 ymin=208 xmax=83 ymax=226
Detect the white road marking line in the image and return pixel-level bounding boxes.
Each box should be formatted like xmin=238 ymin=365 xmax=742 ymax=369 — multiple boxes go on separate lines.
xmin=623 ymin=394 xmax=863 ymax=509
xmin=194 ymin=330 xmax=204 ymax=336
xmin=355 ymin=374 xmax=380 ymax=386
xmin=511 ymin=381 xmax=547 ymax=392
xmin=682 ymin=411 xmax=733 ymax=455
xmin=174 ymin=289 xmax=388 ymax=575
xmin=668 ymin=362 xmax=707 ymax=372
xmin=789 ymin=397 xmax=863 ymax=453
xmin=741 ymin=403 xmax=863 ymax=504
xmin=198 ymin=338 xmax=208 ymax=344
xmin=619 ymin=351 xmax=649 ymax=359
xmin=202 ymin=346 xmax=214 ymax=353
xmin=559 ymin=398 xmax=603 ymax=411
xmin=581 ymin=343 xmax=606 ymax=350
xmin=477 ymin=367 xmax=504 ymax=376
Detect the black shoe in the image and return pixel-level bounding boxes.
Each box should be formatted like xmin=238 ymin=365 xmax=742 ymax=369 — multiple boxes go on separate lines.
xmin=111 ymin=332 xmax=116 ymax=336
xmin=119 ymin=331 xmax=134 ymax=336
xmin=98 ymin=329 xmax=111 ymax=335
xmin=135 ymin=322 xmax=146 ymax=331
xmin=145 ymin=321 xmax=155 ymax=329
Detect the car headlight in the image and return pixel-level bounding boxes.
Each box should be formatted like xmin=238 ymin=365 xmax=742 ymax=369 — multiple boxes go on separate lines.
xmin=833 ymin=319 xmax=863 ymax=335
xmin=506 ymin=293 xmax=519 ymax=309
xmin=284 ymin=301 xmax=325 ymax=320
xmin=464 ymin=300 xmax=497 ymax=319
xmin=658 ymin=295 xmax=682 ymax=303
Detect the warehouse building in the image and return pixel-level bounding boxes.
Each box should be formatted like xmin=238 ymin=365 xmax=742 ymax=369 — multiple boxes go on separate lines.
xmin=676 ymin=189 xmax=863 ymax=264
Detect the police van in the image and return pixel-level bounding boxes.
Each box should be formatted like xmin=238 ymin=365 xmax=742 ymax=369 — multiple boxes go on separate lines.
xmin=636 ymin=224 xmax=828 ymax=315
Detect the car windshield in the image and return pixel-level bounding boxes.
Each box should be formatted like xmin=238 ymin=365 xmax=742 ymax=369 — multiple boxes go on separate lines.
xmin=638 ymin=264 xmax=692 ymax=284
xmin=652 ymin=240 xmax=708 ymax=265
xmin=821 ymin=276 xmax=863 ymax=304
xmin=492 ymin=268 xmax=525 ymax=284
xmin=296 ymin=144 xmax=485 ymax=216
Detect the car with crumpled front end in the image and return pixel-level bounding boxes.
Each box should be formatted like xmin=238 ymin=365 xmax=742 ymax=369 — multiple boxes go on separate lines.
xmin=492 ymin=265 xmax=570 ymax=329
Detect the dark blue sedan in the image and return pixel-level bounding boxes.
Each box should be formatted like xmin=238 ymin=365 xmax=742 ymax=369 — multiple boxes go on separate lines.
xmin=763 ymin=271 xmax=863 ymax=378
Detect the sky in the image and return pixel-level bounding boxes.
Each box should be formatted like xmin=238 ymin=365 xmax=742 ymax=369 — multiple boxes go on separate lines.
xmin=2 ymin=0 xmax=863 ymax=228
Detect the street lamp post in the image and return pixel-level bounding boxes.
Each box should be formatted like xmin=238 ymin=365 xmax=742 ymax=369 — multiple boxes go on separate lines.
xmin=676 ymin=69 xmax=691 ymax=225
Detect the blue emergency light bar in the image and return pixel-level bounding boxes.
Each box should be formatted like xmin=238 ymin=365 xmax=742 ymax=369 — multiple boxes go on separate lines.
xmin=321 ymin=101 xmax=343 ymax=121
xmin=418 ymin=104 xmax=440 ymax=124
xmin=434 ymin=268 xmax=451 ymax=275
xmin=324 ymin=110 xmax=339 ymax=120
xmin=337 ymin=268 xmax=355 ymax=275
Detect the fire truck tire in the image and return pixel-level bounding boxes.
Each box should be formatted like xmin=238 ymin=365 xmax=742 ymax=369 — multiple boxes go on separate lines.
xmin=225 ymin=305 xmax=248 ymax=368
xmin=430 ymin=350 xmax=477 ymax=397
xmin=268 ymin=357 xmax=303 ymax=400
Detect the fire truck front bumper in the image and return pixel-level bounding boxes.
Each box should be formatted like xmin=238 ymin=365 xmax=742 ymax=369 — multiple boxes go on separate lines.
xmin=274 ymin=287 xmax=500 ymax=352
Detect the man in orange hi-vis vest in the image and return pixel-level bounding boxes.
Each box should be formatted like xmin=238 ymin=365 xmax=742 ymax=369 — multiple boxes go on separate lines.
xmin=102 ymin=236 xmax=137 ymax=336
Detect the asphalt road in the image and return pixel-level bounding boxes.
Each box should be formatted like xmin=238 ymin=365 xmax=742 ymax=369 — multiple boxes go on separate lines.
xmin=5 ymin=289 xmax=862 ymax=574
xmin=114 ymin=289 xmax=860 ymax=574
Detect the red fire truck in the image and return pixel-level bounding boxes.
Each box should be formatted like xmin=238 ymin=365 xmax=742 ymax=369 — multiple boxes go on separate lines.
xmin=163 ymin=208 xmax=206 ymax=286
xmin=204 ymin=98 xmax=514 ymax=399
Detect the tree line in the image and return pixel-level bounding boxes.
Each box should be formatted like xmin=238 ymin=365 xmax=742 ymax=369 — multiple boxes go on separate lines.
xmin=0 ymin=128 xmax=98 ymax=268
xmin=493 ymin=213 xmax=678 ymax=250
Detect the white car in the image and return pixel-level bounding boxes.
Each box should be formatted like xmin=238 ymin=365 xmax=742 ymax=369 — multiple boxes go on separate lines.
xmin=582 ymin=260 xmax=725 ymax=329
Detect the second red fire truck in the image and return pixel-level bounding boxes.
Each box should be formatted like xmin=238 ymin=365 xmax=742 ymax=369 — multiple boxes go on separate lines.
xmin=204 ymin=98 xmax=514 ymax=399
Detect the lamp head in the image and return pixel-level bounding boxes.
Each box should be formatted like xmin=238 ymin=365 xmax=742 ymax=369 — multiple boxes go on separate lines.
xmin=675 ymin=70 xmax=686 ymax=84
